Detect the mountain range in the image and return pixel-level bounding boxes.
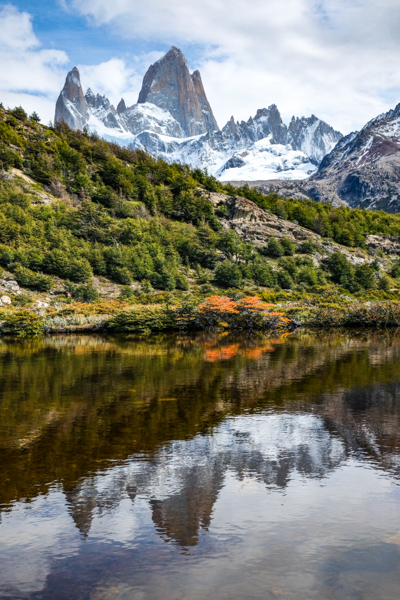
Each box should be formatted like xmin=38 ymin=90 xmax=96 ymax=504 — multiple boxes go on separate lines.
xmin=244 ymin=102 xmax=400 ymax=213
xmin=55 ymin=46 xmax=400 ymax=213
xmin=55 ymin=47 xmax=342 ymax=181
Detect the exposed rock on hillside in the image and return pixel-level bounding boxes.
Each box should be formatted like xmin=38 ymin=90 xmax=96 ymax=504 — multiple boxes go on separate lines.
xmin=365 ymin=235 xmax=400 ymax=256
xmin=201 ymin=191 xmax=322 ymax=249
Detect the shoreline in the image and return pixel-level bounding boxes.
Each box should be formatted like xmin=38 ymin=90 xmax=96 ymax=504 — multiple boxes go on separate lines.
xmin=2 ymin=296 xmax=400 ymax=337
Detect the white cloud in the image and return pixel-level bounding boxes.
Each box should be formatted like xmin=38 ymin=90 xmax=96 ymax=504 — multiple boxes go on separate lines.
xmin=0 ymin=4 xmax=68 ymax=122
xmin=63 ymin=0 xmax=400 ymax=133
xmin=0 ymin=4 xmax=162 ymax=123
xmin=3 ymin=1 xmax=400 ymax=134
xmin=77 ymin=52 xmax=163 ymax=109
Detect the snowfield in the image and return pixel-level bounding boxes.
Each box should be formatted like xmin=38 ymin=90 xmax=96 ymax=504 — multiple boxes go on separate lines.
xmin=218 ymin=138 xmax=318 ymax=181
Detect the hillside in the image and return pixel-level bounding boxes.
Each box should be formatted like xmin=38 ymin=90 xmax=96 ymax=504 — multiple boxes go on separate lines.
xmin=1 ymin=103 xmax=400 ymax=328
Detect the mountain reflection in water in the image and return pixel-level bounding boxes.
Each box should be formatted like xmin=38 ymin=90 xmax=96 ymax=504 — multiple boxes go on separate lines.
xmin=0 ymin=331 xmax=400 ymax=600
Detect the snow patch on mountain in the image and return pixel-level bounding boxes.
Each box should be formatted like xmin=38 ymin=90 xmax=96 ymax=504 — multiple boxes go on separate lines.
xmin=218 ymin=138 xmax=318 ymax=181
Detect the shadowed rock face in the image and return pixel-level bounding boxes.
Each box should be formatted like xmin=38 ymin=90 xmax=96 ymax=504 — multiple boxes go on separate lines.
xmin=55 ymin=67 xmax=88 ymax=130
xmin=137 ymin=46 xmax=219 ymax=136
xmin=191 ymin=69 xmax=219 ymax=133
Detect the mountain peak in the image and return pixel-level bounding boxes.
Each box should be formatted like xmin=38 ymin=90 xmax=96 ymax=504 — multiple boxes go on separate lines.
xmin=137 ymin=47 xmax=218 ymax=136
xmin=55 ymin=67 xmax=88 ymax=129
xmin=117 ymin=98 xmax=126 ymax=114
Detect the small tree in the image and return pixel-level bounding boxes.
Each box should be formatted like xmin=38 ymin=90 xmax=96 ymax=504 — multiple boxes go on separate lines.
xmin=277 ymin=270 xmax=294 ymax=289
xmin=354 ymin=263 xmax=376 ymax=290
xmin=378 ymin=275 xmax=390 ymax=291
xmin=297 ymin=239 xmax=315 ymax=254
xmin=11 ymin=106 xmax=27 ymax=122
xmin=30 ymin=112 xmax=41 ymax=123
xmin=391 ymin=261 xmax=400 ymax=279
xmin=214 ymin=261 xmax=242 ymax=288
xmin=266 ymin=236 xmax=284 ymax=258
xmin=297 ymin=266 xmax=318 ymax=287
xmin=281 ymin=237 xmax=295 ymax=256
xmin=322 ymin=252 xmax=354 ymax=288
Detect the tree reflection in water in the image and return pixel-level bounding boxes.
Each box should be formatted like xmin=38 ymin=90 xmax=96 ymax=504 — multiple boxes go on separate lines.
xmin=1 ymin=331 xmax=400 ymax=599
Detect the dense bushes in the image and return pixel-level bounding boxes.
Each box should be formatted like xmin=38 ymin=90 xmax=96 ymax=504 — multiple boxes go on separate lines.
xmin=1 ymin=103 xmax=400 ymax=299
xmin=14 ymin=265 xmax=52 ymax=292
xmin=0 ymin=310 xmax=44 ymax=337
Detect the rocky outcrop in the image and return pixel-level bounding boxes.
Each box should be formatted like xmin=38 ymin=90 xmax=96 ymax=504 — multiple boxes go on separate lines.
xmin=201 ymin=191 xmax=322 ymax=248
xmin=365 ymin=235 xmax=400 ymax=256
xmin=137 ymin=47 xmax=218 ymax=137
xmin=117 ymin=98 xmax=126 ymax=114
xmin=55 ymin=67 xmax=88 ymax=130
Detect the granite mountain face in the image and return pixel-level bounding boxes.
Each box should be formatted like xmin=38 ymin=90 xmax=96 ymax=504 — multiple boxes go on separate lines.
xmin=137 ymin=47 xmax=218 ymax=136
xmin=55 ymin=47 xmax=342 ymax=180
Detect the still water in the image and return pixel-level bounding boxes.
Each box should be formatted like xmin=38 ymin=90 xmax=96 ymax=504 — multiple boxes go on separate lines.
xmin=1 ymin=331 xmax=400 ymax=599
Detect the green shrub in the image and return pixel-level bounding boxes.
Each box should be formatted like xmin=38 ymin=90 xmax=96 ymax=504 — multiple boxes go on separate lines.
xmin=150 ymin=269 xmax=176 ymax=291
xmin=141 ymin=279 xmax=153 ymax=294
xmin=297 ymin=239 xmax=316 ymax=254
xmin=378 ymin=275 xmax=390 ymax=291
xmin=13 ymin=293 xmax=32 ymax=307
xmin=214 ymin=261 xmax=242 ymax=288
xmin=0 ymin=245 xmax=14 ymax=269
xmin=297 ymin=266 xmax=318 ymax=287
xmin=44 ymin=250 xmax=93 ymax=283
xmin=175 ymin=273 xmax=190 ymax=290
xmin=65 ymin=281 xmax=100 ymax=303
xmin=0 ymin=266 xmax=4 ymax=279
xmin=322 ymin=252 xmax=355 ymax=289
xmin=109 ymin=306 xmax=173 ymax=333
xmin=119 ymin=286 xmax=135 ymax=301
xmin=278 ymin=257 xmax=298 ymax=278
xmin=14 ymin=265 xmax=53 ymax=292
xmin=281 ymin=237 xmax=296 ymax=256
xmin=390 ymin=261 xmax=400 ymax=279
xmin=10 ymin=107 xmax=28 ymax=122
xmin=354 ymin=263 xmax=376 ymax=290
xmin=1 ymin=310 xmax=44 ymax=337
xmin=265 ymin=236 xmax=284 ymax=258
xmin=113 ymin=267 xmax=132 ymax=285
xmin=251 ymin=262 xmax=276 ymax=287
xmin=277 ymin=270 xmax=294 ymax=289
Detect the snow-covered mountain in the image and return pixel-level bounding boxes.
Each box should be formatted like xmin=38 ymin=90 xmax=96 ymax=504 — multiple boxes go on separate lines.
xmin=246 ymin=102 xmax=400 ymax=212
xmin=55 ymin=47 xmax=343 ymax=180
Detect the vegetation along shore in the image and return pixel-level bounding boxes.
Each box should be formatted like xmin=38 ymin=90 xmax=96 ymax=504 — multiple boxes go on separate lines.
xmin=2 ymin=104 xmax=400 ymax=336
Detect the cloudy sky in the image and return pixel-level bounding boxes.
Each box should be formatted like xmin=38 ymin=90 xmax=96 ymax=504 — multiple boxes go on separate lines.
xmin=1 ymin=0 xmax=400 ymax=134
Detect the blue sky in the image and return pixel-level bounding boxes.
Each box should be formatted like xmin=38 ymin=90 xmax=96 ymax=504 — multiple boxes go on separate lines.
xmin=9 ymin=0 xmax=169 ymax=65
xmin=2 ymin=1 xmax=400 ymax=132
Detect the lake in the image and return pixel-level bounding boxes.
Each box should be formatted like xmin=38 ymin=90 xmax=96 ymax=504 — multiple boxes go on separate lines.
xmin=0 ymin=331 xmax=400 ymax=600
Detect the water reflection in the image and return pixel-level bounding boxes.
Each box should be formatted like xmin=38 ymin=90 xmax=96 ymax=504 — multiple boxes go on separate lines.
xmin=1 ymin=331 xmax=400 ymax=599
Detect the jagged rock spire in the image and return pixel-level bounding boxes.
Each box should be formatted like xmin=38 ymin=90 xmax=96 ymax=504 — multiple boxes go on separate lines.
xmin=138 ymin=46 xmax=219 ymax=136
xmin=117 ymin=98 xmax=127 ymax=114
xmin=55 ymin=67 xmax=88 ymax=129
